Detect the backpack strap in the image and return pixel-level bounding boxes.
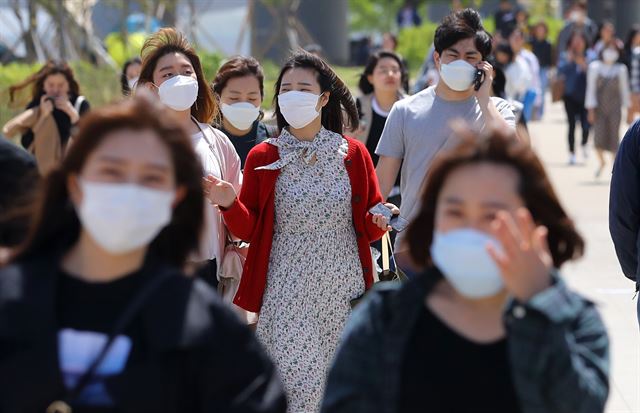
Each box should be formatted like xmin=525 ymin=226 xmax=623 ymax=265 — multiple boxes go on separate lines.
xmin=73 ymin=96 xmax=86 ymax=114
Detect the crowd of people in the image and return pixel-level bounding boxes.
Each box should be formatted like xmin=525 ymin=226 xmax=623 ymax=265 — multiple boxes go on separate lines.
xmin=1 ymin=2 xmax=634 ymax=412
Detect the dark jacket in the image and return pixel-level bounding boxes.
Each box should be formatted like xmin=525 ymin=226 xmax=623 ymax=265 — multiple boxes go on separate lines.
xmin=321 ymin=268 xmax=609 ymax=413
xmin=610 ymin=119 xmax=640 ymax=288
xmin=0 ymin=253 xmax=287 ymax=413
xmin=558 ymin=60 xmax=588 ymax=103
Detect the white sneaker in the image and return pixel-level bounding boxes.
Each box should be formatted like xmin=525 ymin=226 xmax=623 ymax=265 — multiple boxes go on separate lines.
xmin=569 ymin=153 xmax=577 ymax=165
xmin=582 ymin=145 xmax=589 ymax=160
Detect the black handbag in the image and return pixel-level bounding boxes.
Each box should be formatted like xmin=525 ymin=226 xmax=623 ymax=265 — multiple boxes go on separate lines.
xmin=351 ymin=232 xmax=408 ymax=308
xmin=46 ymin=267 xmax=173 ymax=413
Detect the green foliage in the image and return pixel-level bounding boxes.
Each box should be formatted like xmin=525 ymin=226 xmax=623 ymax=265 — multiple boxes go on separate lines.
xmin=348 ymin=0 xmax=404 ymax=32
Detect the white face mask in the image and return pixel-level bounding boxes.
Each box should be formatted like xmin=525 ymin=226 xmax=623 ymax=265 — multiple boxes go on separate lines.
xmin=602 ymin=48 xmax=619 ymax=64
xmin=76 ymin=181 xmax=175 ymax=254
xmin=430 ymin=228 xmax=505 ymax=299
xmin=221 ymin=102 xmax=260 ymax=131
xmin=278 ymin=91 xmax=321 ymax=129
xmin=157 ymin=75 xmax=199 ymax=111
xmin=127 ymin=76 xmax=139 ymax=90
xmin=439 ymin=59 xmax=477 ymax=92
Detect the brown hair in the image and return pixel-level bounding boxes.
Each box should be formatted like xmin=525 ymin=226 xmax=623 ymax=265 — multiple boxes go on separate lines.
xmin=406 ymin=128 xmax=584 ymax=269
xmin=138 ymin=28 xmax=217 ymax=123
xmin=212 ymin=55 xmax=265 ymax=99
xmin=9 ymin=60 xmax=80 ymax=104
xmin=9 ymin=93 xmax=205 ymax=267
xmin=274 ymin=50 xmax=359 ymax=134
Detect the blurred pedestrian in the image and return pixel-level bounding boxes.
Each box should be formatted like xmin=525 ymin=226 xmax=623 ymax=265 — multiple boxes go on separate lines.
xmin=609 ymin=119 xmax=640 ymax=325
xmin=375 ymin=9 xmax=516 ymax=277
xmin=0 ymin=95 xmax=287 ymax=413
xmin=508 ymin=28 xmax=540 ymax=121
xmin=322 ymin=128 xmax=609 ymax=413
xmin=495 ymin=42 xmax=533 ymax=104
xmin=212 ymin=56 xmax=277 ymax=169
xmin=138 ymin=28 xmax=242 ymax=289
xmin=529 ymin=21 xmax=553 ymax=119
xmin=120 ymin=57 xmax=142 ymax=96
xmin=556 ymin=1 xmax=598 ymax=61
xmin=557 ymin=31 xmax=591 ymax=165
xmin=585 ymin=39 xmax=629 ymax=178
xmin=494 ymin=0 xmax=516 ymax=37
xmin=592 ymin=21 xmax=623 ymax=57
xmin=205 ymin=50 xmax=390 ymax=412
xmin=2 ymin=60 xmax=90 ymax=174
xmin=380 ymin=33 xmax=410 ymax=92
xmin=396 ymin=0 xmax=421 ymax=29
xmin=624 ymin=25 xmax=640 ymax=124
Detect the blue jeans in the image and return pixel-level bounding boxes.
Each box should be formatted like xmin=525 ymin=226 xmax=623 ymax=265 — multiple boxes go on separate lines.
xmin=537 ymin=67 xmax=549 ymax=118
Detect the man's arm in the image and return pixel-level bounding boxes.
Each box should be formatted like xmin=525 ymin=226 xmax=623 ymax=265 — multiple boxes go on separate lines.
xmin=609 ymin=121 xmax=640 ymax=281
xmin=374 ymin=101 xmax=406 ymax=200
xmin=476 ymin=61 xmax=516 ymax=130
xmin=375 ymin=156 xmax=402 ymax=201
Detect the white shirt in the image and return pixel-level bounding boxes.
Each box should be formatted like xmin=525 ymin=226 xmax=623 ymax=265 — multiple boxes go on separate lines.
xmin=585 ymin=61 xmax=630 ymax=109
xmin=191 ymin=122 xmax=242 ymax=263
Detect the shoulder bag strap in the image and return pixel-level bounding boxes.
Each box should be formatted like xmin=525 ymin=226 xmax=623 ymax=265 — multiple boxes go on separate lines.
xmin=49 ymin=268 xmax=174 ymax=411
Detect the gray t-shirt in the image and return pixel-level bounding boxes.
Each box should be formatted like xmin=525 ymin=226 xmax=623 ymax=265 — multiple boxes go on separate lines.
xmin=375 ymin=86 xmax=515 ymax=249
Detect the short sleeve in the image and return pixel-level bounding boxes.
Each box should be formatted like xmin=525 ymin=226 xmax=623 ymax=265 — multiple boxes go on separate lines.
xmin=374 ymin=102 xmax=405 ymax=159
xmin=493 ymin=98 xmax=516 ymax=129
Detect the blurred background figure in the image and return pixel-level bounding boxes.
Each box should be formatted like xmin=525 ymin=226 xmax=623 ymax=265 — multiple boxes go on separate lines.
xmin=624 ymin=25 xmax=640 ymax=124
xmin=557 ymin=1 xmax=598 ymax=62
xmin=585 ymin=39 xmax=629 ymax=178
xmin=494 ymin=0 xmax=517 ymax=38
xmin=558 ymin=31 xmax=591 ymax=165
xmin=507 ymin=27 xmax=540 ymax=122
xmin=593 ymin=21 xmax=624 ymax=57
xmin=2 ymin=60 xmax=90 ymax=174
xmin=396 ymin=0 xmax=421 ymax=29
xmin=213 ymin=55 xmax=277 ymax=169
xmin=529 ymin=21 xmax=554 ymax=119
xmin=494 ymin=42 xmax=533 ymax=106
xmin=120 ymin=57 xmax=142 ymax=96
xmin=380 ymin=32 xmax=410 ymax=93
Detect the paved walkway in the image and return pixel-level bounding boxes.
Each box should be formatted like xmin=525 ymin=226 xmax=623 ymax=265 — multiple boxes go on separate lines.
xmin=529 ymin=98 xmax=639 ymax=412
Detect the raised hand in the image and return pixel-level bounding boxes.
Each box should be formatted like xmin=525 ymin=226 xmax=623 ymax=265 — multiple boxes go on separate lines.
xmin=203 ymin=174 xmax=237 ymax=209
xmin=486 ymin=208 xmax=553 ymax=302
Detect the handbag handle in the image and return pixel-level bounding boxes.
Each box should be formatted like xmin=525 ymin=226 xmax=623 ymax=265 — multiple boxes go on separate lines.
xmin=47 ymin=267 xmax=173 ymax=413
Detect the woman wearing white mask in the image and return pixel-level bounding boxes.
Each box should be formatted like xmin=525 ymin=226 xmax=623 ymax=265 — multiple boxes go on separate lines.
xmin=205 ymin=50 xmax=392 ymax=412
xmin=213 ymin=56 xmax=277 ymax=169
xmin=586 ymin=40 xmax=630 ymax=178
xmin=120 ymin=57 xmax=141 ymax=96
xmin=138 ymin=28 xmax=242 ymax=288
xmin=0 ymin=95 xmax=286 ymax=413
xmin=321 ymin=128 xmax=609 ymax=413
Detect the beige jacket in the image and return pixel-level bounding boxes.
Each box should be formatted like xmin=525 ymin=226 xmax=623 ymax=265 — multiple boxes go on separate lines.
xmin=353 ymin=92 xmax=408 ymax=146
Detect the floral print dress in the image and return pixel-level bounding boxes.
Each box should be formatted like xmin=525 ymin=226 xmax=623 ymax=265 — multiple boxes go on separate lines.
xmin=255 ymin=127 xmax=365 ymax=412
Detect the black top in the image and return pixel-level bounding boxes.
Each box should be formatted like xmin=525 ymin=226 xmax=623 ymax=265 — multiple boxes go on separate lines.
xmin=220 ymin=120 xmax=273 ymax=169
xmin=365 ymin=110 xmax=387 ymax=166
xmin=21 ymin=94 xmax=90 ymax=149
xmin=56 ymin=269 xmax=148 ymax=411
xmin=0 ymin=256 xmax=287 ymax=412
xmin=398 ymin=304 xmax=522 ymax=413
xmin=530 ymin=39 xmax=553 ymax=68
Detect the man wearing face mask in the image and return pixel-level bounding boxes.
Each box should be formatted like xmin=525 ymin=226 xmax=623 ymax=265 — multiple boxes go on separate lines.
xmin=375 ymin=8 xmax=516 ymax=277
xmin=556 ymin=1 xmax=598 ymax=62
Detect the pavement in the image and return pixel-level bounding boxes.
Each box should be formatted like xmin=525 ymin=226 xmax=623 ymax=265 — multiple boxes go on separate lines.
xmin=528 ymin=97 xmax=640 ymax=412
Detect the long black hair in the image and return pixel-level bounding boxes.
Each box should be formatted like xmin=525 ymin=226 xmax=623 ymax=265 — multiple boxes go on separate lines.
xmin=358 ymin=50 xmax=408 ymax=95
xmin=273 ymin=50 xmax=359 ymax=134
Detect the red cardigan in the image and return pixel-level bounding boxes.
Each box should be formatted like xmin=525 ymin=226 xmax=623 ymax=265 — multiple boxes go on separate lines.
xmin=222 ymin=135 xmax=386 ymax=313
